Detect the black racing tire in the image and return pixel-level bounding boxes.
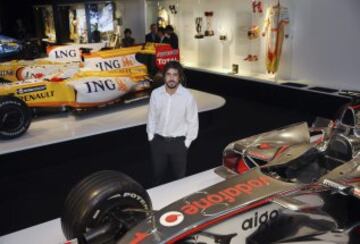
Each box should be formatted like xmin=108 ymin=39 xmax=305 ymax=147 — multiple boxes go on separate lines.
xmin=0 ymin=96 xmax=31 ymax=139
xmin=61 ymin=170 xmax=152 ymax=243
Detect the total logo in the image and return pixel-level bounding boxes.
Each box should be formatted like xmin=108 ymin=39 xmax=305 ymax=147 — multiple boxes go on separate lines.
xmin=159 ymin=211 xmax=184 ymax=227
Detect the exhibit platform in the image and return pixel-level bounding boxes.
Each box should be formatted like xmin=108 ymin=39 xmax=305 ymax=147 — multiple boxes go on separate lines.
xmin=185 ymin=66 xmax=352 ymax=96
xmin=0 ymin=89 xmax=225 ymax=156
xmin=184 ymin=68 xmax=351 ymax=120
xmin=0 ymin=169 xmax=223 ymax=244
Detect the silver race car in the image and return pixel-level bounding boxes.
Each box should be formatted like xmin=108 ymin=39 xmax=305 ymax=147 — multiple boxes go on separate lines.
xmin=61 ymin=92 xmax=360 ymax=244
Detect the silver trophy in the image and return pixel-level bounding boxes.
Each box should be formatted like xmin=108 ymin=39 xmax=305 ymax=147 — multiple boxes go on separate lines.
xmin=204 ymin=11 xmax=214 ymax=36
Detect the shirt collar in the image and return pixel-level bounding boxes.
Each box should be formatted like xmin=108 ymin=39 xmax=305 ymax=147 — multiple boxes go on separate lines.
xmin=160 ymin=84 xmax=185 ymax=96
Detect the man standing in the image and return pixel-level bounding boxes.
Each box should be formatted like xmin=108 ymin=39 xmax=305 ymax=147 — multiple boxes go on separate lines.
xmin=122 ymin=28 xmax=135 ymax=47
xmin=145 ymin=23 xmax=160 ymax=43
xmin=157 ymin=27 xmax=170 ymax=44
xmin=91 ymin=24 xmax=101 ymax=43
xmin=147 ymin=61 xmax=198 ymax=186
xmin=165 ymin=25 xmax=179 ymax=49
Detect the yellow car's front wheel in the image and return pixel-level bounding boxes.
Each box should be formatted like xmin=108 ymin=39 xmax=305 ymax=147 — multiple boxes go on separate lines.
xmin=0 ymin=96 xmax=31 ymax=139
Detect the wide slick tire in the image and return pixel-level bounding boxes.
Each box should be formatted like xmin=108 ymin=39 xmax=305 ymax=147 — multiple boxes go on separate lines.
xmin=0 ymin=96 xmax=31 ymax=139
xmin=61 ymin=170 xmax=152 ymax=244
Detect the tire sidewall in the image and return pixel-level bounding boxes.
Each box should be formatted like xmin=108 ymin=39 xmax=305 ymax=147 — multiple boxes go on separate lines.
xmin=82 ymin=189 xmax=151 ymax=229
xmin=61 ymin=171 xmax=152 ymax=241
xmin=0 ymin=97 xmax=31 ymax=139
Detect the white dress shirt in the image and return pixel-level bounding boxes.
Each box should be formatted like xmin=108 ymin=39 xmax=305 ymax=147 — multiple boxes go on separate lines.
xmin=146 ymin=84 xmax=199 ymax=148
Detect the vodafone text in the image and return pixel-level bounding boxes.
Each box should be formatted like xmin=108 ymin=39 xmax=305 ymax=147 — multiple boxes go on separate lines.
xmin=181 ymin=176 xmax=271 ymax=215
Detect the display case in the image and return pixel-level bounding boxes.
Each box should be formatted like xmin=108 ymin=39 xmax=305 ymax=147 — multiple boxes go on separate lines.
xmin=66 ymin=4 xmax=86 ymax=43
xmin=62 ymin=2 xmax=119 ymax=44
xmin=146 ymin=0 xmax=294 ymax=83
xmin=33 ymin=1 xmax=123 ymax=46
xmin=34 ymin=5 xmax=57 ymax=43
xmin=87 ymin=2 xmax=120 ymax=44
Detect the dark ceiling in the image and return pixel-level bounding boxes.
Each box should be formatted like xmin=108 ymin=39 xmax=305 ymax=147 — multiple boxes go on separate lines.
xmin=0 ymin=0 xmax=110 ymax=37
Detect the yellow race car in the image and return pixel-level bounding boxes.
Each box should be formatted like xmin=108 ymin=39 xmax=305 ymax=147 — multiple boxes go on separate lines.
xmin=0 ymin=43 xmax=156 ymax=83
xmin=0 ymin=68 xmax=151 ymax=139
xmin=0 ymin=42 xmax=178 ymax=81
xmin=0 ymin=43 xmax=179 ymax=139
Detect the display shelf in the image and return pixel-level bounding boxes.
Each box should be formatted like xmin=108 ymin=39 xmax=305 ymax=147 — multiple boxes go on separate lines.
xmin=280 ymin=82 xmax=308 ymax=88
xmin=0 ymin=89 xmax=225 ymax=156
xmin=307 ymin=86 xmax=339 ymax=94
xmin=0 ymin=168 xmax=223 ymax=244
xmin=184 ymin=64 xmax=297 ymax=86
xmin=184 ymin=65 xmax=353 ymax=97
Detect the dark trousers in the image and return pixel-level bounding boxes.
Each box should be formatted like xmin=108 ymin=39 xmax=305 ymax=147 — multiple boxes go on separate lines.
xmin=150 ymin=134 xmax=188 ymax=186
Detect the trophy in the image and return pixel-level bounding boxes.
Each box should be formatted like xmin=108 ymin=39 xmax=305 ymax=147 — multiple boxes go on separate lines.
xmin=247 ymin=25 xmax=260 ymax=40
xmin=232 ymin=64 xmax=239 ymax=74
xmin=194 ymin=17 xmax=204 ymax=39
xmin=204 ymin=11 xmax=214 ymax=36
xmin=169 ymin=5 xmax=177 ymax=14
xmin=219 ymin=35 xmax=227 ymax=41
xmin=252 ymin=0 xmax=263 ymax=14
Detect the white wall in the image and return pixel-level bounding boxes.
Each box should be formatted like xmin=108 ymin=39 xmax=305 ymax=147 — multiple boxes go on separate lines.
xmin=289 ymin=0 xmax=360 ymax=90
xmin=141 ymin=0 xmax=360 ymax=90
xmin=146 ymin=0 xmax=295 ymax=80
xmin=120 ymin=0 xmax=146 ymax=43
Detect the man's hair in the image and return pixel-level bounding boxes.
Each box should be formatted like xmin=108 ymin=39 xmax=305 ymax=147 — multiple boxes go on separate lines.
xmin=158 ymin=27 xmax=166 ymax=35
xmin=124 ymin=28 xmax=132 ymax=34
xmin=165 ymin=25 xmax=174 ymax=32
xmin=163 ymin=61 xmax=186 ymax=85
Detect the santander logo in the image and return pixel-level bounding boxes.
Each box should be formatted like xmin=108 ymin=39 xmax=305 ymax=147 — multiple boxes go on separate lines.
xmin=160 ymin=211 xmax=184 ymax=227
